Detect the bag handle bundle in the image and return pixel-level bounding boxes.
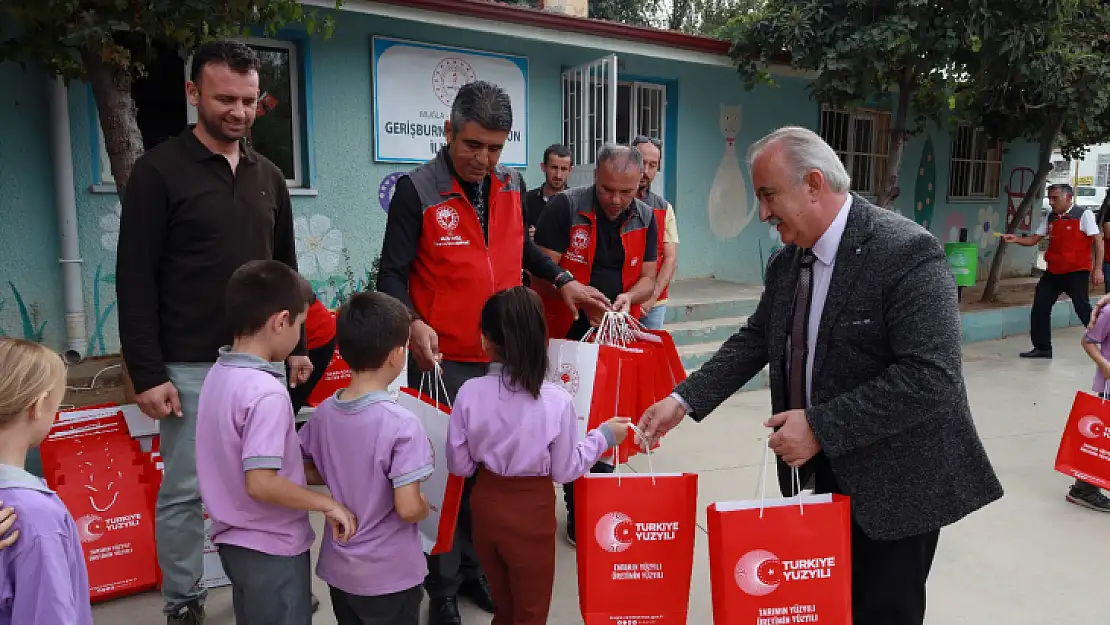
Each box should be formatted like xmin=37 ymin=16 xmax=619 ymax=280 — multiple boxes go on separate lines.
xmin=755 ymin=436 xmax=806 ymax=519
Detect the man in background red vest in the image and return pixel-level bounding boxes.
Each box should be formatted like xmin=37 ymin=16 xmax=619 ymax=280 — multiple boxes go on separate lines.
xmin=631 ymin=136 xmax=679 ymax=330
xmin=377 ymin=80 xmax=608 ymax=625
xmin=533 ymin=143 xmax=658 ymax=544
xmin=1004 ymin=183 xmax=1105 ymax=358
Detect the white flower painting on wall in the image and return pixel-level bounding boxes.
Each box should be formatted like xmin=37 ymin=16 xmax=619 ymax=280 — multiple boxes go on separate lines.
xmin=294 ymin=214 xmax=345 ymax=279
xmin=973 ymin=206 xmax=1001 ymax=243
xmin=99 ymin=201 xmax=121 ymax=251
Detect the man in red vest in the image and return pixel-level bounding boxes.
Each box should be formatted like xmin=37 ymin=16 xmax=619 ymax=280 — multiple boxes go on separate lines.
xmin=631 ymin=136 xmax=679 ymax=330
xmin=377 ymin=80 xmax=608 ymax=625
xmin=1004 ymin=183 xmax=1105 ymax=358
xmin=533 ymin=143 xmax=658 ymax=544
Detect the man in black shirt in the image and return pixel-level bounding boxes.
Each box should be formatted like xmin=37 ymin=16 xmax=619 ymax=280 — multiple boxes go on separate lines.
xmin=525 ymin=144 xmax=573 ymax=237
xmin=534 ymin=144 xmax=657 ymax=543
xmin=116 ymin=41 xmax=310 ymax=625
xmin=376 ymin=81 xmax=608 ymax=625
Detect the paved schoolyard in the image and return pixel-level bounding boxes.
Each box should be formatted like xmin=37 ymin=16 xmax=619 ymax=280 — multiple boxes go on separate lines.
xmin=93 ymin=328 xmax=1108 ymax=624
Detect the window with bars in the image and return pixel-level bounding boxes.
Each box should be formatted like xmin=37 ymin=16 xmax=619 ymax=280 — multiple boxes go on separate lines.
xmin=818 ymin=105 xmax=890 ymax=197
xmin=948 ymin=126 xmax=1002 ymax=200
xmin=1096 ymin=154 xmax=1110 ymax=187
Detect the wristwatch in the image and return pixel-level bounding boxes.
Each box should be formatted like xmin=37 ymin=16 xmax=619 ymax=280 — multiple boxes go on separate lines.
xmin=554 ymin=271 xmax=575 ymax=289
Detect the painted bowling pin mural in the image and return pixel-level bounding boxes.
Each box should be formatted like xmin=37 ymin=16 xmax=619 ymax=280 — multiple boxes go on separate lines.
xmin=708 ymin=104 xmax=755 ymax=240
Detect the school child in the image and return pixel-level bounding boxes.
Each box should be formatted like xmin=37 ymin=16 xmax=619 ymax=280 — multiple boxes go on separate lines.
xmin=1072 ymin=309 xmax=1110 ymax=511
xmin=299 ymin=291 xmax=433 ymax=625
xmin=195 ymin=260 xmax=356 ymax=625
xmin=0 ymin=337 xmax=93 ymax=625
xmin=446 ymin=286 xmax=630 ymax=625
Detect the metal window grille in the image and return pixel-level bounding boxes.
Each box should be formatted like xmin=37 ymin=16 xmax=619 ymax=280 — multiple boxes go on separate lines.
xmin=1096 ymin=155 xmax=1110 ymax=187
xmin=948 ymin=125 xmax=1002 ymax=200
xmin=819 ymin=105 xmax=889 ymax=197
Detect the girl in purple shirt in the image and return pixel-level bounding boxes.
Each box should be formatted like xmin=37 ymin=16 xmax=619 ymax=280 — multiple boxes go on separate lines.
xmin=447 ymin=287 xmax=629 ymax=625
xmin=0 ymin=338 xmax=93 ymax=625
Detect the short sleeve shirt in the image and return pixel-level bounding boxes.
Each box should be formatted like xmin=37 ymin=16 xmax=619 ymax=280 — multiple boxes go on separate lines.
xmin=1035 ymin=208 xmax=1100 ymax=237
xmin=663 ymin=203 xmax=679 ymax=244
xmin=195 ymin=349 xmax=314 ymax=557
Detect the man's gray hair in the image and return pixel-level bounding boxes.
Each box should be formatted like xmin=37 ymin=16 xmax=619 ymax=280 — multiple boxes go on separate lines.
xmin=597 ymin=143 xmax=643 ymax=173
xmin=450 ymin=80 xmax=513 ymax=135
xmin=747 ymin=126 xmax=851 ymax=193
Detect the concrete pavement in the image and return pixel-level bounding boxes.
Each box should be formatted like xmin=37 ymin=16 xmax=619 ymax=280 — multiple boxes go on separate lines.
xmin=92 ymin=328 xmax=1109 ymax=624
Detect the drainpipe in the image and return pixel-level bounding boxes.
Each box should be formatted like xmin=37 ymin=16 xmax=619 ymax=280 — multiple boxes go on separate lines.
xmin=48 ymin=75 xmax=86 ymax=364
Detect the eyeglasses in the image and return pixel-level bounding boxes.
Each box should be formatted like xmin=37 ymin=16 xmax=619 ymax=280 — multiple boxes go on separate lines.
xmin=631 ymin=135 xmax=662 ymax=148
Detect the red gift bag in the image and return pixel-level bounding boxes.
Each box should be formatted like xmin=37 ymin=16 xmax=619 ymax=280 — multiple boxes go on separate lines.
xmin=1055 ymin=389 xmax=1110 ymax=489
xmin=575 ymin=459 xmax=698 ymax=624
xmin=306 ymin=347 xmax=352 ymax=408
xmin=707 ymin=446 xmax=853 ymax=625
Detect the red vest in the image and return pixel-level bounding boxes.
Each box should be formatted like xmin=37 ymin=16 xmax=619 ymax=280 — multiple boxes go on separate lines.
xmin=304 ymin=299 xmax=336 ymax=350
xmin=1044 ymin=206 xmax=1093 ymax=275
xmin=538 ymin=186 xmax=653 ymax=339
xmin=641 ymin=190 xmax=671 ymax=302
xmin=407 ymin=152 xmax=525 ymax=362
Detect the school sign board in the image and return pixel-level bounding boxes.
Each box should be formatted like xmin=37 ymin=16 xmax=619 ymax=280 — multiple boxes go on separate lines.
xmin=372 ymin=37 xmax=529 ymax=167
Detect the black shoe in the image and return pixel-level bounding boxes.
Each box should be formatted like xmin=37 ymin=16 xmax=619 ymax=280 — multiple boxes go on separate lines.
xmin=311 ymin=593 xmax=320 ymax=613
xmin=460 ymin=575 xmax=496 ymax=613
xmin=429 ymin=596 xmax=462 ymax=625
xmin=1067 ymin=484 xmax=1110 ymax=512
xmin=167 ymin=601 xmax=205 ymax=625
xmin=1020 ymin=349 xmax=1053 ymax=359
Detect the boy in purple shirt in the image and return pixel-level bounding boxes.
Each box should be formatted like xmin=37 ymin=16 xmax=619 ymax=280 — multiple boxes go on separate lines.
xmin=300 ymin=291 xmax=432 ymax=625
xmin=0 ymin=338 xmax=93 ymax=625
xmin=1074 ymin=311 xmax=1110 ymax=511
xmin=196 ymin=261 xmax=356 ymax=625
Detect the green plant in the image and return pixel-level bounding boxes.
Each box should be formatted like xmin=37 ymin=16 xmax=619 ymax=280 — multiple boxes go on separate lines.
xmin=8 ymin=282 xmax=46 ymax=342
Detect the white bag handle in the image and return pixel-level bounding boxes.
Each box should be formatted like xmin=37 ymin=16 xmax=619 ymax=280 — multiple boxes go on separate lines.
xmin=611 ymin=422 xmax=657 ymax=486
xmin=755 ymin=436 xmax=805 ymax=519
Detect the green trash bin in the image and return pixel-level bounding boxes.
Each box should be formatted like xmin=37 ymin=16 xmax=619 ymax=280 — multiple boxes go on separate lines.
xmin=944 ymin=242 xmax=978 ymax=287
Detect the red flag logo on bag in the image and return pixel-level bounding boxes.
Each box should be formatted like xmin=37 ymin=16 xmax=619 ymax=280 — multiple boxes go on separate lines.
xmin=734 ymin=549 xmax=837 ymax=597
xmin=76 ymin=514 xmax=107 ymax=544
xmin=1078 ymin=415 xmax=1107 ymax=439
xmin=594 ymin=511 xmax=681 ymax=556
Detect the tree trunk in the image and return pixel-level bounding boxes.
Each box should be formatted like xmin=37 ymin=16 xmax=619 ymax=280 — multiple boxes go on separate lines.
xmin=669 ymin=0 xmax=692 ymax=30
xmin=82 ymin=50 xmax=144 ymax=198
xmin=979 ymin=114 xmax=1064 ymax=303
xmin=876 ymin=66 xmax=913 ymax=208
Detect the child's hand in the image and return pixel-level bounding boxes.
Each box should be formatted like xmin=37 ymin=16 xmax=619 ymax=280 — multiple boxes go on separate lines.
xmin=324 ymin=501 xmax=357 ymax=542
xmin=1100 ymin=362 xmax=1110 ymax=382
xmin=604 ymin=417 xmax=632 ymax=446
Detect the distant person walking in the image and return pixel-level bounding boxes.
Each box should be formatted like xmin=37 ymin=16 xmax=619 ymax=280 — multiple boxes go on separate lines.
xmin=1003 ymin=183 xmax=1104 ymax=358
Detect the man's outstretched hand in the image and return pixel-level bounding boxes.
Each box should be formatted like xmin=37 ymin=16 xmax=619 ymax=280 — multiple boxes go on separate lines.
xmin=559 ymin=280 xmax=611 ymax=320
xmin=640 ymin=396 xmax=686 ymax=447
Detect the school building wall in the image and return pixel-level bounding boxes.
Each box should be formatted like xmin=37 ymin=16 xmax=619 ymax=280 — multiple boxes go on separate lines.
xmin=0 ymin=8 xmax=1041 ymax=355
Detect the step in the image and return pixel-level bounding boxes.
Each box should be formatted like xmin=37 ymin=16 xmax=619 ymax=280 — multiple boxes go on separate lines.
xmin=667 ymin=316 xmax=747 ymax=347
xmin=678 ymin=339 xmax=770 ymax=392
xmin=664 ymin=279 xmax=762 ymax=324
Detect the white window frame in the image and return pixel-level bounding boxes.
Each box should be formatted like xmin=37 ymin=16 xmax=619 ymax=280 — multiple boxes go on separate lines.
xmin=97 ymin=37 xmax=304 ymax=188
xmin=948 ymin=125 xmax=1002 ymax=200
xmin=1096 ymin=154 xmax=1110 ymax=188
xmin=818 ymin=105 xmax=890 ymax=198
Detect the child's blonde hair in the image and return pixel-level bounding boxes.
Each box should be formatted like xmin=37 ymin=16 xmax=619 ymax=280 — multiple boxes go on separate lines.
xmin=0 ymin=338 xmax=66 ymax=427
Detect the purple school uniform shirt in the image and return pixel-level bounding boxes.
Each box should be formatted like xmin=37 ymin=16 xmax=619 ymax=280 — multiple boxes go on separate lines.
xmin=1085 ymin=311 xmax=1110 ymax=392
xmin=0 ymin=464 xmax=92 ymax=625
xmin=299 ymin=390 xmax=433 ymax=596
xmin=447 ymin=364 xmax=616 ymax=483
xmin=196 ymin=349 xmax=314 ymax=556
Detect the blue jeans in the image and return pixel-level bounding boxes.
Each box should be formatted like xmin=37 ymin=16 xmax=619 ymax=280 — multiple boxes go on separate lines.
xmin=640 ymin=304 xmax=666 ymax=330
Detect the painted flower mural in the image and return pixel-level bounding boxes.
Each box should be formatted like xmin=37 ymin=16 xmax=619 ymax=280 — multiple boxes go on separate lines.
xmin=973 ymin=207 xmax=1001 ymax=243
xmin=294 ymin=214 xmax=345 ymax=279
xmin=99 ymin=201 xmax=122 ymax=251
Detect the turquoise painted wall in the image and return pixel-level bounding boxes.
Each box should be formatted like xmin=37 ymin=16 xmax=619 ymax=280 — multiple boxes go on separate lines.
xmin=0 ymin=9 xmax=1042 ymax=356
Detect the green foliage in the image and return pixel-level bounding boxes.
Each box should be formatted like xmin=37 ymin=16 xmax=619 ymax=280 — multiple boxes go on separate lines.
xmin=8 ymin=282 xmax=46 ymax=343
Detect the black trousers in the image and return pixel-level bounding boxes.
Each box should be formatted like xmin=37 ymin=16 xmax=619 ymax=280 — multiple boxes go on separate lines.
xmin=1031 ymin=270 xmax=1091 ymax=351
xmin=407 ymin=357 xmax=489 ymax=600
xmin=288 ymin=339 xmax=337 ymax=418
xmin=806 ymin=465 xmax=940 ymax=625
xmin=329 ymin=584 xmax=422 ymax=625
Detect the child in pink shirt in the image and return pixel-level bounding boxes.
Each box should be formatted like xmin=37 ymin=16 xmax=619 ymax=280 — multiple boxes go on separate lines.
xmin=446 ymin=287 xmax=629 ymax=625
xmin=299 ymin=292 xmax=432 ymax=625
xmin=0 ymin=338 xmax=92 ymax=625
xmin=196 ymin=260 xmax=356 ymax=625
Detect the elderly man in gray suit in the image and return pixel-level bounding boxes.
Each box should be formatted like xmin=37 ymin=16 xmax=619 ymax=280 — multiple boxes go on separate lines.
xmin=641 ymin=126 xmax=1003 ymax=625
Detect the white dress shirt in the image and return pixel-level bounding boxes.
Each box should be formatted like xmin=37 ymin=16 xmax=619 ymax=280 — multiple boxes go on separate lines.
xmin=672 ymin=194 xmax=853 ymax=413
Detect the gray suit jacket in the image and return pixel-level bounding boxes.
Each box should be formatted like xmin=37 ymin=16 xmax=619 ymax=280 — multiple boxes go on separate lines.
xmin=676 ymin=196 xmax=1003 ymax=540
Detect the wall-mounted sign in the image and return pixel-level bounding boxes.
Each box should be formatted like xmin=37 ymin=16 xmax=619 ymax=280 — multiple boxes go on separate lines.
xmin=372 ymin=37 xmax=529 ymax=167
xmin=1075 ymin=176 xmax=1094 ymax=186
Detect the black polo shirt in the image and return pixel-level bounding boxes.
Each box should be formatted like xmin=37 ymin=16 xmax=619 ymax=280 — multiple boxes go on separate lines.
xmin=116 ymin=127 xmax=302 ymax=394
xmin=534 ymin=191 xmax=657 ymax=339
xmin=524 ymin=186 xmax=553 ymax=230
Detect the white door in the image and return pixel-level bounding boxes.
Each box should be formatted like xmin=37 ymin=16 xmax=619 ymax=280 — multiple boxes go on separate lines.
xmin=629 ymin=82 xmax=667 ymax=199
xmin=562 ymin=55 xmax=618 ymax=189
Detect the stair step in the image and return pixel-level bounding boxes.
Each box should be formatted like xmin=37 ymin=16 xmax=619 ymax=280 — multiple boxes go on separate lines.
xmin=667 ymin=316 xmax=747 ymax=346
xmin=664 ymin=297 xmax=761 ymax=324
